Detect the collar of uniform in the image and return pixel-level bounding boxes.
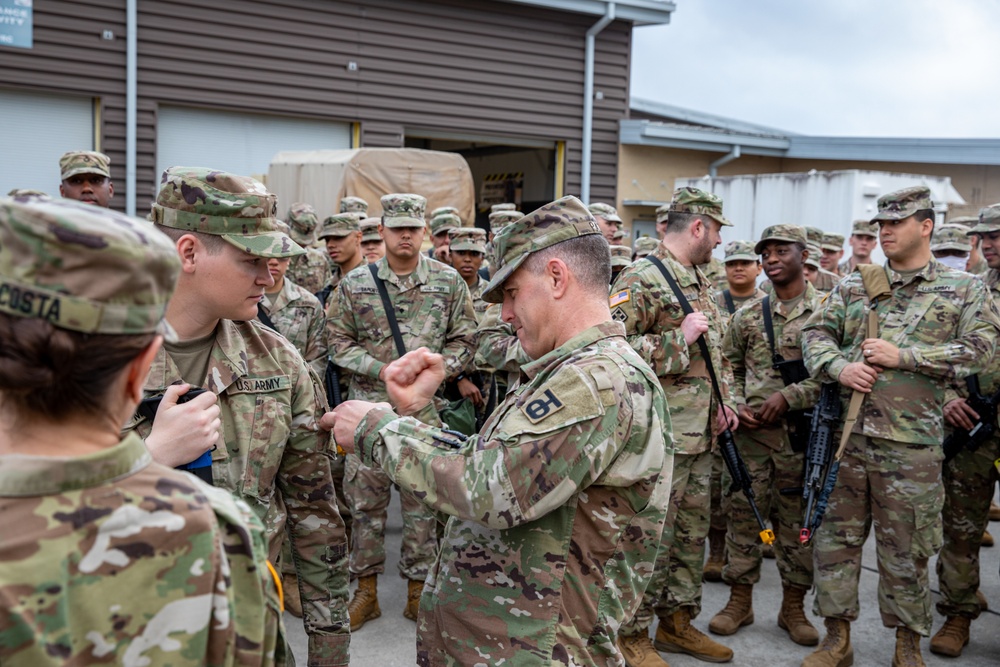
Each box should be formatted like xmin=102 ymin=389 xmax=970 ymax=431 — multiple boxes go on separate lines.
xmin=147 ymin=320 xmax=248 ymax=394
xmin=376 ymin=252 xmax=431 ymax=287
xmin=886 ymin=259 xmax=936 ymax=287
xmin=0 ymin=432 xmax=151 ymax=497
xmin=653 ymin=245 xmax=700 ymax=288
xmin=766 ymin=281 xmax=817 ymax=321
xmin=521 ymin=321 xmax=626 ymax=381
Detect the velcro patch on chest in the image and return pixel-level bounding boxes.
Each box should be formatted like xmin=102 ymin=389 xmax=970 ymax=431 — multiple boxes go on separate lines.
xmin=520 ymin=388 xmax=565 ymax=424
xmin=229 ymin=376 xmax=291 ymax=394
xmin=355 ymin=286 xmax=378 ymax=295
xmin=917 ymin=285 xmax=955 ymax=294
xmin=420 ymin=285 xmax=448 ymax=293
xmin=610 ymin=289 xmax=630 ymax=308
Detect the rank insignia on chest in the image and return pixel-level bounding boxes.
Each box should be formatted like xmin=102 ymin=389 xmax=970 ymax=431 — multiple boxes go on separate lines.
xmin=520 ymin=388 xmax=565 ymax=424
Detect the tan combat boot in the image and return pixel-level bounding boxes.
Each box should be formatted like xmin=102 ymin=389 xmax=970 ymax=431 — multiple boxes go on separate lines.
xmin=929 ymin=616 xmax=970 ymax=658
xmin=990 ymin=499 xmax=1000 ymax=521
xmin=403 ymin=579 xmax=423 ymax=621
xmin=282 ymin=572 xmax=303 ymax=618
xmin=708 ymin=583 xmax=753 ymax=636
xmin=618 ymin=633 xmax=672 ymax=667
xmin=778 ymin=584 xmax=819 ymax=646
xmin=348 ymin=575 xmax=381 ymax=631
xmin=892 ymin=627 xmax=925 ymax=667
xmin=654 ymin=607 xmax=734 ymax=663
xmin=703 ymin=528 xmax=726 ymax=583
xmin=801 ymin=618 xmax=852 ymax=667
xmin=982 ymin=529 xmax=995 ymax=547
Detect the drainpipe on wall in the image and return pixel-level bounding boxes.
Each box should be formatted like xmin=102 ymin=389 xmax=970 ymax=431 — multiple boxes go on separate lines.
xmin=126 ymin=0 xmax=137 ymax=216
xmin=581 ymin=2 xmax=615 ymax=204
xmin=708 ymin=145 xmax=741 ymax=179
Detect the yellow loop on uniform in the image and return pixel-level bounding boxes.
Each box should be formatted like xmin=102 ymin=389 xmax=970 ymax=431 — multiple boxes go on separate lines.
xmin=266 ymin=560 xmax=284 ymax=613
xmin=759 ymin=529 xmax=776 ymax=545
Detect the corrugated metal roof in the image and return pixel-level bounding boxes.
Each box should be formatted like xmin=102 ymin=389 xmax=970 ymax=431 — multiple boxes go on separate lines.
xmin=501 ymin=0 xmax=674 ymax=25
xmin=630 ymin=97 xmax=796 ymax=136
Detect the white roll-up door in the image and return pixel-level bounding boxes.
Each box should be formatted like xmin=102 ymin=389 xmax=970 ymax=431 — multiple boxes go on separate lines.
xmin=0 ymin=89 xmax=94 ymax=196
xmin=156 ymin=106 xmax=351 ymax=184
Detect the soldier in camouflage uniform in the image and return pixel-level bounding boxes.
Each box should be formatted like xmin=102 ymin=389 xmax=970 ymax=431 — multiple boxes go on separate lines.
xmin=801 ymin=186 xmax=1000 ymax=667
xmin=130 ymin=167 xmax=351 ymax=665
xmin=340 ymin=195 xmax=369 ymax=215
xmin=0 ymin=195 xmax=284 ymax=665
xmin=929 ymin=223 xmax=972 ymax=272
xmin=326 ymin=195 xmax=674 ymax=667
xmin=360 ymin=217 xmax=385 ymax=264
xmin=610 ymin=244 xmax=632 ymax=283
xmin=318 ymin=213 xmax=366 ymax=306
xmin=448 ymin=226 xmax=489 ymax=317
xmin=285 ymin=203 xmax=333 ymax=295
xmin=709 ymin=225 xmax=821 ymax=646
xmin=929 ymin=204 xmax=1000 ymax=657
xmin=949 ymin=215 xmax=989 ymax=274
xmin=613 ymin=187 xmax=739 ymax=666
xmin=326 ymin=193 xmax=478 ymax=630
xmin=427 ymin=210 xmax=459 ymax=262
xmin=820 ymin=233 xmax=845 ymax=276
xmin=715 ymin=240 xmax=765 ymax=317
xmin=589 ymin=201 xmax=623 ymax=244
xmin=837 ymin=219 xmax=879 ymax=276
xmin=57 ymin=150 xmax=114 ymax=208
xmin=634 ymin=235 xmax=660 ymax=260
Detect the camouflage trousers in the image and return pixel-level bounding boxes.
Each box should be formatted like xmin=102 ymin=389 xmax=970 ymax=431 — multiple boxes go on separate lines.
xmin=935 ymin=434 xmax=1000 ymax=619
xmin=710 ymin=449 xmax=726 ymax=532
xmin=722 ymin=433 xmax=812 ymax=587
xmin=621 ymin=448 xmax=712 ymax=636
xmin=344 ymin=453 xmax=439 ymax=581
xmin=281 ymin=451 xmax=352 ymax=576
xmin=813 ymin=434 xmax=943 ymax=636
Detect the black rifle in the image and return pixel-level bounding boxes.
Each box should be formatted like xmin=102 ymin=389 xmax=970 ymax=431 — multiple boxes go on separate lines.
xmin=762 ymin=295 xmax=812 ymax=453
xmin=942 ymin=375 xmax=1000 ymax=464
xmin=325 ymin=360 xmax=343 ymax=408
xmin=137 ymin=387 xmax=214 ymax=485
xmin=647 ymin=255 xmax=775 ymax=545
xmin=798 ymin=382 xmax=841 ymax=545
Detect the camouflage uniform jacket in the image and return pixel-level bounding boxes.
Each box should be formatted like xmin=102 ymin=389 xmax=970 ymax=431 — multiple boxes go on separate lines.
xmin=802 ymin=261 xmax=1000 ymax=445
xmin=474 ymin=302 xmax=530 ymax=388
xmin=327 ymin=254 xmax=477 ymax=411
xmin=127 ymin=319 xmax=350 ymax=663
xmin=261 ymin=277 xmax=327 ymax=378
xmin=969 ymin=255 xmax=989 ymax=276
xmin=467 ymin=274 xmax=489 ymax=321
xmin=947 ymin=269 xmax=1000 ymax=400
xmin=286 ymin=246 xmax=333 ymax=296
xmin=723 ymin=283 xmax=823 ymax=449
xmin=699 ymin=256 xmax=729 ymax=291
xmin=355 ymin=321 xmax=674 ymax=666
xmin=0 ymin=434 xmax=285 ymax=666
xmin=611 ymin=246 xmax=737 ymax=455
xmin=714 ymin=287 xmax=766 ymax=317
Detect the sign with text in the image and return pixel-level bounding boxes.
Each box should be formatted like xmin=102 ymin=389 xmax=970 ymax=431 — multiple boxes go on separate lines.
xmin=0 ymin=0 xmax=32 ymax=49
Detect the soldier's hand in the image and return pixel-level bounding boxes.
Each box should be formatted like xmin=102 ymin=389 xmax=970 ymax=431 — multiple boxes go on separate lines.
xmin=680 ymin=311 xmax=709 ymax=345
xmin=457 ymin=377 xmax=485 ymax=408
xmin=434 ymin=245 xmax=451 ymax=263
xmin=944 ymin=398 xmax=980 ymax=431
xmin=738 ymin=404 xmax=761 ymax=430
xmin=385 ymin=348 xmax=447 ymax=416
xmin=145 ymin=384 xmax=220 ymax=468
xmin=323 ymin=400 xmax=390 ymax=454
xmin=717 ymin=405 xmax=739 ymax=432
xmin=838 ymin=362 xmax=879 ymax=392
xmin=756 ymin=392 xmax=789 ymax=425
xmin=861 ymin=338 xmax=900 ymax=369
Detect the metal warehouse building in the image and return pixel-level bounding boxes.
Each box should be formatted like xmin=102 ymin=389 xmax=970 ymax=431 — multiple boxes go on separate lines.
xmin=0 ymin=0 xmax=674 ymax=216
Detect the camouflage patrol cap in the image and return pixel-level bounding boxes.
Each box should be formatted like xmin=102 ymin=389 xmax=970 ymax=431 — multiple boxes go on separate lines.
xmin=286 ymin=202 xmax=320 ymax=243
xmin=318 ymin=212 xmax=362 ymax=239
xmin=655 ymin=203 xmax=671 ymax=224
xmin=340 ymin=196 xmax=369 ymax=215
xmin=821 ymin=233 xmax=845 ymax=252
xmin=0 ymin=195 xmax=180 ymax=338
xmin=724 ymin=240 xmax=758 ymax=262
xmin=6 ymin=188 xmax=48 ymax=198
xmin=491 ymin=202 xmax=517 ymax=213
xmin=851 ymin=219 xmax=878 ymax=237
xmin=633 ymin=236 xmax=660 ymax=258
xmin=150 ymin=167 xmax=304 ymax=258
xmin=482 ymin=195 xmax=601 ymax=304
xmin=429 ymin=212 xmax=461 ymax=236
xmin=610 ymin=244 xmax=632 ymax=268
xmin=588 ymin=202 xmax=622 ymax=224
xmin=948 ymin=215 xmax=978 ymax=229
xmin=872 ymin=186 xmax=934 ymax=222
xmin=488 ymin=210 xmax=522 ymax=233
xmin=969 ymin=204 xmax=1000 ymax=235
xmin=449 ymin=227 xmax=487 ymax=253
xmin=381 ymin=193 xmax=426 ymax=228
xmin=755 ymin=225 xmax=806 ymax=254
xmin=430 ymin=206 xmax=460 ymax=220
xmin=612 ymin=228 xmax=626 ymax=241
xmin=804 ymin=243 xmax=822 ymax=268
xmin=931 ymin=223 xmax=972 ymax=253
xmin=666 ymin=187 xmax=732 ymax=227
xmin=59 ymin=151 xmax=111 ymax=180
xmin=360 ymin=217 xmax=382 ymax=242
xmin=805 ymin=226 xmax=824 ymax=246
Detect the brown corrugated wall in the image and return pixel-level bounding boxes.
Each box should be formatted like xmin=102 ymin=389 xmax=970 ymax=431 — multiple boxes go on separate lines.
xmin=1 ymin=0 xmax=631 ymax=207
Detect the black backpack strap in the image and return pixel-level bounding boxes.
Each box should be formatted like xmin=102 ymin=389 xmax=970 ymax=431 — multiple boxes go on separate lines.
xmin=723 ymin=289 xmax=736 ymax=315
xmin=256 ymin=302 xmax=279 ymax=333
xmin=369 ymin=263 xmax=407 ymax=358
xmin=761 ymin=295 xmax=778 ymax=361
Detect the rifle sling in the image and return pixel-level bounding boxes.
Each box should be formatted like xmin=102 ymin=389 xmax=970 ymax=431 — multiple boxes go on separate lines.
xmin=723 ymin=289 xmax=736 ymax=315
xmin=256 ymin=301 xmax=279 ymax=334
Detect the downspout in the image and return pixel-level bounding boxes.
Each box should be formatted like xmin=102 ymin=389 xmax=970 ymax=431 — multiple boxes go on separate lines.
xmin=581 ymin=2 xmax=615 ymax=204
xmin=708 ymin=145 xmax=741 ymax=179
xmin=126 ymin=0 xmax=137 ymax=216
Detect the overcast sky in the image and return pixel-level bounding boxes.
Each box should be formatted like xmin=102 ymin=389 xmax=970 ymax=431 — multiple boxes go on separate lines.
xmin=630 ymin=0 xmax=1000 ymax=138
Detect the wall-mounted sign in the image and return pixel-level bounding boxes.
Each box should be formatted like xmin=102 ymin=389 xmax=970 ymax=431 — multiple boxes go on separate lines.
xmin=0 ymin=0 xmax=32 ymax=50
